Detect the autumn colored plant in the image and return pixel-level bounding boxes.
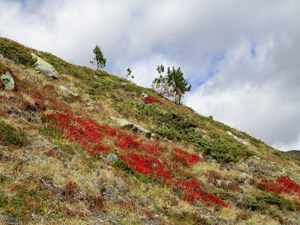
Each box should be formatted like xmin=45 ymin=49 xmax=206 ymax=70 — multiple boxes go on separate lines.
xmin=256 ymin=175 xmax=300 ymax=198
xmin=141 ymin=96 xmax=162 ymax=104
xmin=120 ymin=153 xmax=172 ymax=181
xmin=43 ymin=112 xmax=228 ymax=208
xmin=172 ymin=148 xmax=205 ymax=167
xmin=174 ymin=179 xmax=229 ymax=207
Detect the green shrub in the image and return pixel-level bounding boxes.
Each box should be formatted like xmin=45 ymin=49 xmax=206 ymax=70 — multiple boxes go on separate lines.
xmin=0 ymin=37 xmax=36 ymax=66
xmin=213 ymin=189 xmax=235 ymax=200
xmin=256 ymin=193 xmax=297 ymax=211
xmin=197 ymin=138 xmax=254 ymax=163
xmin=39 ymin=127 xmax=63 ymax=140
xmin=245 ymin=193 xmax=297 ymax=212
xmin=113 ymin=158 xmax=133 ymax=175
xmin=134 ymin=172 xmax=153 ymax=183
xmin=245 ymin=197 xmax=266 ymax=211
xmin=0 ymin=121 xmax=26 ymax=147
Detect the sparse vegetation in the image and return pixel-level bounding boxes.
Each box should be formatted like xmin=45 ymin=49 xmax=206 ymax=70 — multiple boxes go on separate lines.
xmin=0 ymin=38 xmax=299 ymax=224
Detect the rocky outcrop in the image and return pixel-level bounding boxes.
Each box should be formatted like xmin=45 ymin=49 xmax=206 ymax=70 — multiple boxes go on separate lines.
xmin=31 ymin=53 xmax=60 ymax=79
xmin=111 ymin=117 xmax=152 ymax=138
xmin=0 ymin=71 xmax=15 ymax=90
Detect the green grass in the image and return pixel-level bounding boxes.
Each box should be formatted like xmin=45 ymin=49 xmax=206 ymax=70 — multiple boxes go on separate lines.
xmin=0 ymin=37 xmax=36 ymax=66
xmin=0 ymin=121 xmax=26 ymax=148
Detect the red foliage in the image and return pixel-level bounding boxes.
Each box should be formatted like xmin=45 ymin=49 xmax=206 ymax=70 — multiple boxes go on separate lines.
xmin=65 ymin=181 xmax=76 ymax=195
xmin=66 ymin=208 xmax=76 ymax=216
xmin=142 ymin=143 xmax=164 ymax=156
xmin=173 ymin=148 xmax=205 ymax=167
xmin=141 ymin=96 xmax=162 ymax=104
xmin=44 ymin=113 xmax=229 ymax=208
xmin=46 ymin=113 xmax=111 ymax=157
xmin=121 ymin=153 xmax=172 ymax=181
xmin=256 ymin=175 xmax=300 ymax=198
xmin=174 ymin=179 xmax=229 ymax=207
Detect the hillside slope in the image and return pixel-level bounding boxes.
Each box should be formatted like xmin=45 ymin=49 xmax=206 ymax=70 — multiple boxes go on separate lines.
xmin=0 ymin=37 xmax=300 ymax=225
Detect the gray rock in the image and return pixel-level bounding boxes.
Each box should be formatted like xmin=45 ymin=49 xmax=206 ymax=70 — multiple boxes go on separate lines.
xmin=240 ymin=172 xmax=252 ymax=180
xmin=59 ymin=85 xmax=78 ymax=96
xmin=223 ymin=180 xmax=232 ymax=186
xmin=216 ymin=179 xmax=222 ymax=187
xmin=1 ymin=71 xmax=15 ymax=90
xmin=31 ymin=53 xmax=60 ymax=79
xmin=226 ymin=131 xmax=248 ymax=145
xmin=141 ymin=92 xmax=148 ymax=98
xmin=106 ymin=153 xmax=119 ymax=163
xmin=216 ymin=179 xmax=232 ymax=187
xmin=111 ymin=117 xmax=152 ymax=138
xmin=195 ymin=127 xmax=202 ymax=132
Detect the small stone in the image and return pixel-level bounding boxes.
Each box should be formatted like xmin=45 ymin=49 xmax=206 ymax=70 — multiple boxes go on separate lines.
xmin=216 ymin=179 xmax=222 ymax=187
xmin=141 ymin=92 xmax=148 ymax=98
xmin=223 ymin=180 xmax=232 ymax=186
xmin=240 ymin=172 xmax=252 ymax=181
xmin=106 ymin=153 xmax=119 ymax=163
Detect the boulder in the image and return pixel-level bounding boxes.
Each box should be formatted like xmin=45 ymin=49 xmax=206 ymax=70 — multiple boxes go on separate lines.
xmin=111 ymin=117 xmax=152 ymax=138
xmin=1 ymin=71 xmax=15 ymax=90
xmin=31 ymin=53 xmax=60 ymax=79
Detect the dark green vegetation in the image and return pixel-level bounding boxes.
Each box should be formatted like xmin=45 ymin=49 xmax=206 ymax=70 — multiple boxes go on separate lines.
xmin=91 ymin=45 xmax=106 ymax=69
xmin=245 ymin=192 xmax=298 ymax=212
xmin=0 ymin=37 xmax=36 ymax=66
xmin=152 ymin=65 xmax=191 ymax=104
xmin=0 ymin=121 xmax=26 ymax=148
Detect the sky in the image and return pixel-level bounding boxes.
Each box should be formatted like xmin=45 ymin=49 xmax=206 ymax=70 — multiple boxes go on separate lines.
xmin=0 ymin=0 xmax=299 ymax=151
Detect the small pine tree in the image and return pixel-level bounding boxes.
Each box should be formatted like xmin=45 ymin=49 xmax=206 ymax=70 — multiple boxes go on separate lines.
xmin=167 ymin=66 xmax=191 ymax=104
xmin=91 ymin=45 xmax=106 ymax=69
xmin=126 ymin=68 xmax=134 ymax=79
xmin=152 ymin=65 xmax=191 ymax=104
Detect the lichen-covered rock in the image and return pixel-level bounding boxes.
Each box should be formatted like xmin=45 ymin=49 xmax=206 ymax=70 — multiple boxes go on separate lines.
xmin=111 ymin=117 xmax=152 ymax=138
xmin=0 ymin=71 xmax=15 ymax=90
xmin=105 ymin=153 xmax=119 ymax=163
xmin=31 ymin=53 xmax=60 ymax=79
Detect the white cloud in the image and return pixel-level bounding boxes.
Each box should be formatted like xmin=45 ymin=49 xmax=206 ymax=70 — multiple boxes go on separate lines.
xmin=0 ymin=0 xmax=299 ymax=150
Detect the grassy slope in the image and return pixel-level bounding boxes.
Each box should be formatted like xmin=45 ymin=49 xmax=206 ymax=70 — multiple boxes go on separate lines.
xmin=0 ymin=37 xmax=300 ymax=224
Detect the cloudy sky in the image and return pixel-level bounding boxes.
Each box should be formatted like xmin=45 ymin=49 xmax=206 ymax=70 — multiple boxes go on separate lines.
xmin=0 ymin=0 xmax=299 ymax=151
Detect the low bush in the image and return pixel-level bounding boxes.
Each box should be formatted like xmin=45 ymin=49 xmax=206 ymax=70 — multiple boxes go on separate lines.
xmin=0 ymin=121 xmax=26 ymax=147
